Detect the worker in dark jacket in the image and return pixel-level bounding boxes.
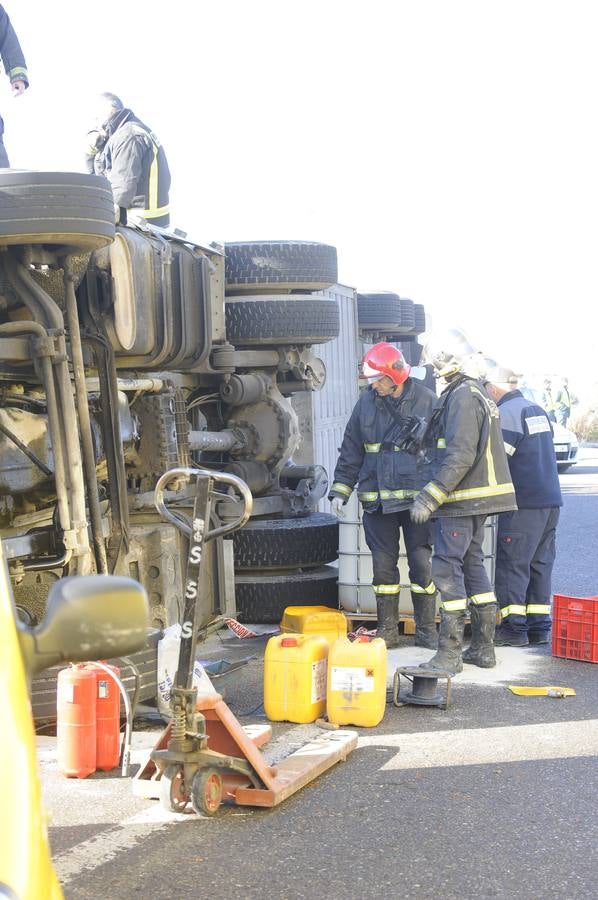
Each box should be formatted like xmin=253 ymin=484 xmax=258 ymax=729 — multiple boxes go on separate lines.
xmin=329 ymin=343 xmax=437 ymax=648
xmin=484 ymin=364 xmax=562 ymax=646
xmin=410 ymin=330 xmax=517 ymax=674
xmin=0 ymin=4 xmax=29 ymax=167
xmin=85 ymin=93 xmax=171 ymax=227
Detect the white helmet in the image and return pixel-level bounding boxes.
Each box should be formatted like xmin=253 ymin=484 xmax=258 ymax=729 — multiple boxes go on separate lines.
xmin=482 ymin=359 xmax=521 ymax=389
xmin=422 ymin=328 xmax=478 ymax=378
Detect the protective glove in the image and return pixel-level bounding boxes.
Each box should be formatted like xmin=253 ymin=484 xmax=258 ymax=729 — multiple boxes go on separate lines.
xmin=331 ymin=497 xmax=346 ymax=519
xmin=410 ymin=490 xmax=439 ymax=524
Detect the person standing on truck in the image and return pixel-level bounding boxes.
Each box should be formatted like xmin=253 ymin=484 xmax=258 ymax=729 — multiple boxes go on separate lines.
xmin=329 ymin=343 xmax=438 ymax=649
xmin=483 ymin=364 xmax=562 ymax=646
xmin=410 ymin=330 xmax=517 ymax=674
xmin=85 ymin=93 xmax=171 ymax=227
xmin=0 ymin=4 xmax=29 ymax=167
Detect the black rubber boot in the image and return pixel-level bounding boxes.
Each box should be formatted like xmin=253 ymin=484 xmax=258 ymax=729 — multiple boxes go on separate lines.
xmin=376 ymin=596 xmax=399 ymax=649
xmin=412 ymin=593 xmax=438 ymax=649
xmin=493 ymin=627 xmax=529 ymax=647
xmin=421 ymin=610 xmax=465 ymax=674
xmin=462 ymin=604 xmax=497 ymax=668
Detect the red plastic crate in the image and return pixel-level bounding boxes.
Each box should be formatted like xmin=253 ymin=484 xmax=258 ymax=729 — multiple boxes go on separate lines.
xmin=552 ymin=594 xmax=598 ymax=663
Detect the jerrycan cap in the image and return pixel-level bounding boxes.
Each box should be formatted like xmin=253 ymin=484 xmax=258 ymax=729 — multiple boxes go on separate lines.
xmin=281 ymin=637 xmax=299 ymax=648
xmin=354 ymin=636 xmax=371 ymax=643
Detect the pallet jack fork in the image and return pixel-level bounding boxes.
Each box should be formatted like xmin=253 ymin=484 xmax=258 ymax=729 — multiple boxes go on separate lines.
xmin=134 ymin=467 xmax=357 ymax=815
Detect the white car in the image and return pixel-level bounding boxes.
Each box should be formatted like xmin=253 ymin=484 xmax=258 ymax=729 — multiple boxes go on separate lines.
xmin=551 ymin=421 xmax=579 ymax=472
xmin=520 ymin=387 xmax=578 ymax=472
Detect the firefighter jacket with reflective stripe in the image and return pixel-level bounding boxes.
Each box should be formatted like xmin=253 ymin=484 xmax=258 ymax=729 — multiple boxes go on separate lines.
xmin=0 ymin=6 xmax=28 ymax=87
xmin=91 ymin=109 xmax=171 ymax=226
xmin=497 ymin=390 xmax=562 ymax=509
xmin=329 ymin=378 xmax=437 ymax=513
xmin=420 ymin=376 xmax=517 ymax=516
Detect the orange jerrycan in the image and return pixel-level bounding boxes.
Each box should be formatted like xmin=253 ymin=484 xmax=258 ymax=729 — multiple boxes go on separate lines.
xmin=57 ymin=664 xmax=97 ymax=778
xmin=264 ymin=634 xmax=328 ymax=723
xmin=280 ymin=605 xmax=348 ymax=646
xmin=327 ymin=636 xmax=387 ymax=727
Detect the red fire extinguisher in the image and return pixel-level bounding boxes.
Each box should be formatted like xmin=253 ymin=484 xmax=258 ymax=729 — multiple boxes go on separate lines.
xmin=89 ymin=663 xmax=121 ymax=772
xmin=57 ymin=664 xmax=97 ymax=779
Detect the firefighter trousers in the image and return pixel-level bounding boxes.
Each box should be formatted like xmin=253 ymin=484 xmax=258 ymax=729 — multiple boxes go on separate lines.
xmin=362 ymin=508 xmax=433 ymax=599
xmin=431 ymin=514 xmax=495 ymax=613
xmin=495 ymin=507 xmax=559 ymax=637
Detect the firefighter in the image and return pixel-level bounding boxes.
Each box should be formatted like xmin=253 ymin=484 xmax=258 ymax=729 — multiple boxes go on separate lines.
xmin=329 ymin=343 xmax=437 ymax=649
xmin=484 ymin=364 xmax=562 ymax=645
xmin=0 ymin=4 xmax=29 ymax=167
xmin=85 ymin=93 xmax=171 ymax=227
xmin=410 ymin=330 xmax=517 ymax=673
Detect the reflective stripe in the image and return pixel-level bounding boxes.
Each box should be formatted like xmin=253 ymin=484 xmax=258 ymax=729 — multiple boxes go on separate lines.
xmin=443 ymin=482 xmax=514 ymax=503
xmin=470 ymin=591 xmax=496 ymax=606
xmin=485 ymin=435 xmax=497 ymax=487
xmin=437 ymin=438 xmax=446 ymax=448
xmin=358 ymin=490 xmax=379 ymax=501
xmin=379 ymin=489 xmax=417 ymax=500
xmin=504 ymin=441 xmax=516 ymax=456
xmin=411 ymin=581 xmax=436 ymax=595
xmin=132 ymin=203 xmax=170 ymax=220
xmin=425 ymin=482 xmax=447 ymax=503
xmin=331 ymin=482 xmax=352 ymax=497
xmin=148 ymin=143 xmax=159 ymax=212
xmin=364 ymin=442 xmax=403 ymax=453
xmin=127 ymin=124 xmax=165 ymax=219
xmin=442 ymin=598 xmax=468 ymax=612
xmin=374 ymin=584 xmax=401 ymax=595
xmin=526 ymin=604 xmax=551 ymax=616
xmin=501 ymin=604 xmax=527 ymax=618
xmin=9 ymin=66 xmax=28 ymax=80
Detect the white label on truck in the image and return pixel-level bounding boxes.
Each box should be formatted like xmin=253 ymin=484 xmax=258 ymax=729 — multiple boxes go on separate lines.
xmin=330 ymin=666 xmax=375 ymax=693
xmin=98 ymin=680 xmax=109 ymax=699
xmin=311 ymin=659 xmax=327 ymax=703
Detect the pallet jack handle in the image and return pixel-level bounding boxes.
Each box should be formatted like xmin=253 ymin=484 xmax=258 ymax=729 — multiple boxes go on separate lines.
xmin=154 ymin=466 xmax=253 ymax=540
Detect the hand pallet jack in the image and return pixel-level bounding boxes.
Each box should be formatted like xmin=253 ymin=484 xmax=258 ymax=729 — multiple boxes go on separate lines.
xmin=134 ymin=467 xmax=357 ymax=815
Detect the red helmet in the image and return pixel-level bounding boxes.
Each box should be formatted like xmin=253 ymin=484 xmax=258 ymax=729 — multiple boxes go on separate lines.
xmin=362 ymin=342 xmax=411 ymax=386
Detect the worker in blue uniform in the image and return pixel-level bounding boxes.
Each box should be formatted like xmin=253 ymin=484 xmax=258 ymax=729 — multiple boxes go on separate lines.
xmin=483 ymin=364 xmax=562 ymax=645
xmin=329 ymin=343 xmax=437 ymax=649
xmin=0 ymin=4 xmax=29 ymax=167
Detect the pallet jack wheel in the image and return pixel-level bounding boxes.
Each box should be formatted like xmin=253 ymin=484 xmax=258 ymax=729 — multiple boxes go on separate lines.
xmin=191 ymin=768 xmax=223 ymax=816
xmin=160 ymin=765 xmax=190 ymax=813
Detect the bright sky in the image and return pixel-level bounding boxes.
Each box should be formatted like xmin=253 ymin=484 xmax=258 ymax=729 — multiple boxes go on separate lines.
xmin=3 ymin=1 xmax=598 ymax=396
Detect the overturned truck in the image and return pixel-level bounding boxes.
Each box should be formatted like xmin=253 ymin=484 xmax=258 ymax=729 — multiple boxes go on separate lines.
xmin=0 ymin=171 xmax=341 ymax=639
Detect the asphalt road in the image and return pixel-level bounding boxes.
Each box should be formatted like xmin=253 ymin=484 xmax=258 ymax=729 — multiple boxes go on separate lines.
xmin=44 ymin=450 xmax=598 ymax=900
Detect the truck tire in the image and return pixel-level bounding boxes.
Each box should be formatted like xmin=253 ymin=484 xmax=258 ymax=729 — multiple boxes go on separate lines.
xmin=233 ymin=513 xmax=338 ymax=570
xmin=225 ymin=241 xmax=338 ymax=292
xmin=414 ymin=303 xmax=426 ymax=333
xmin=225 ymin=298 xmax=340 ymax=345
xmin=0 ymin=171 xmax=115 ymax=250
xmin=235 ymin=566 xmax=339 ymax=623
xmin=30 ymin=628 xmax=161 ymax=724
xmin=357 ymin=292 xmax=415 ymax=329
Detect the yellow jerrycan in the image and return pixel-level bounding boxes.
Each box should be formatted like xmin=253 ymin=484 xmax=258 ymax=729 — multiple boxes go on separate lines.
xmin=264 ymin=634 xmax=328 ymax=724
xmin=280 ymin=605 xmax=348 ymax=646
xmin=327 ymin=636 xmax=387 ymax=727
